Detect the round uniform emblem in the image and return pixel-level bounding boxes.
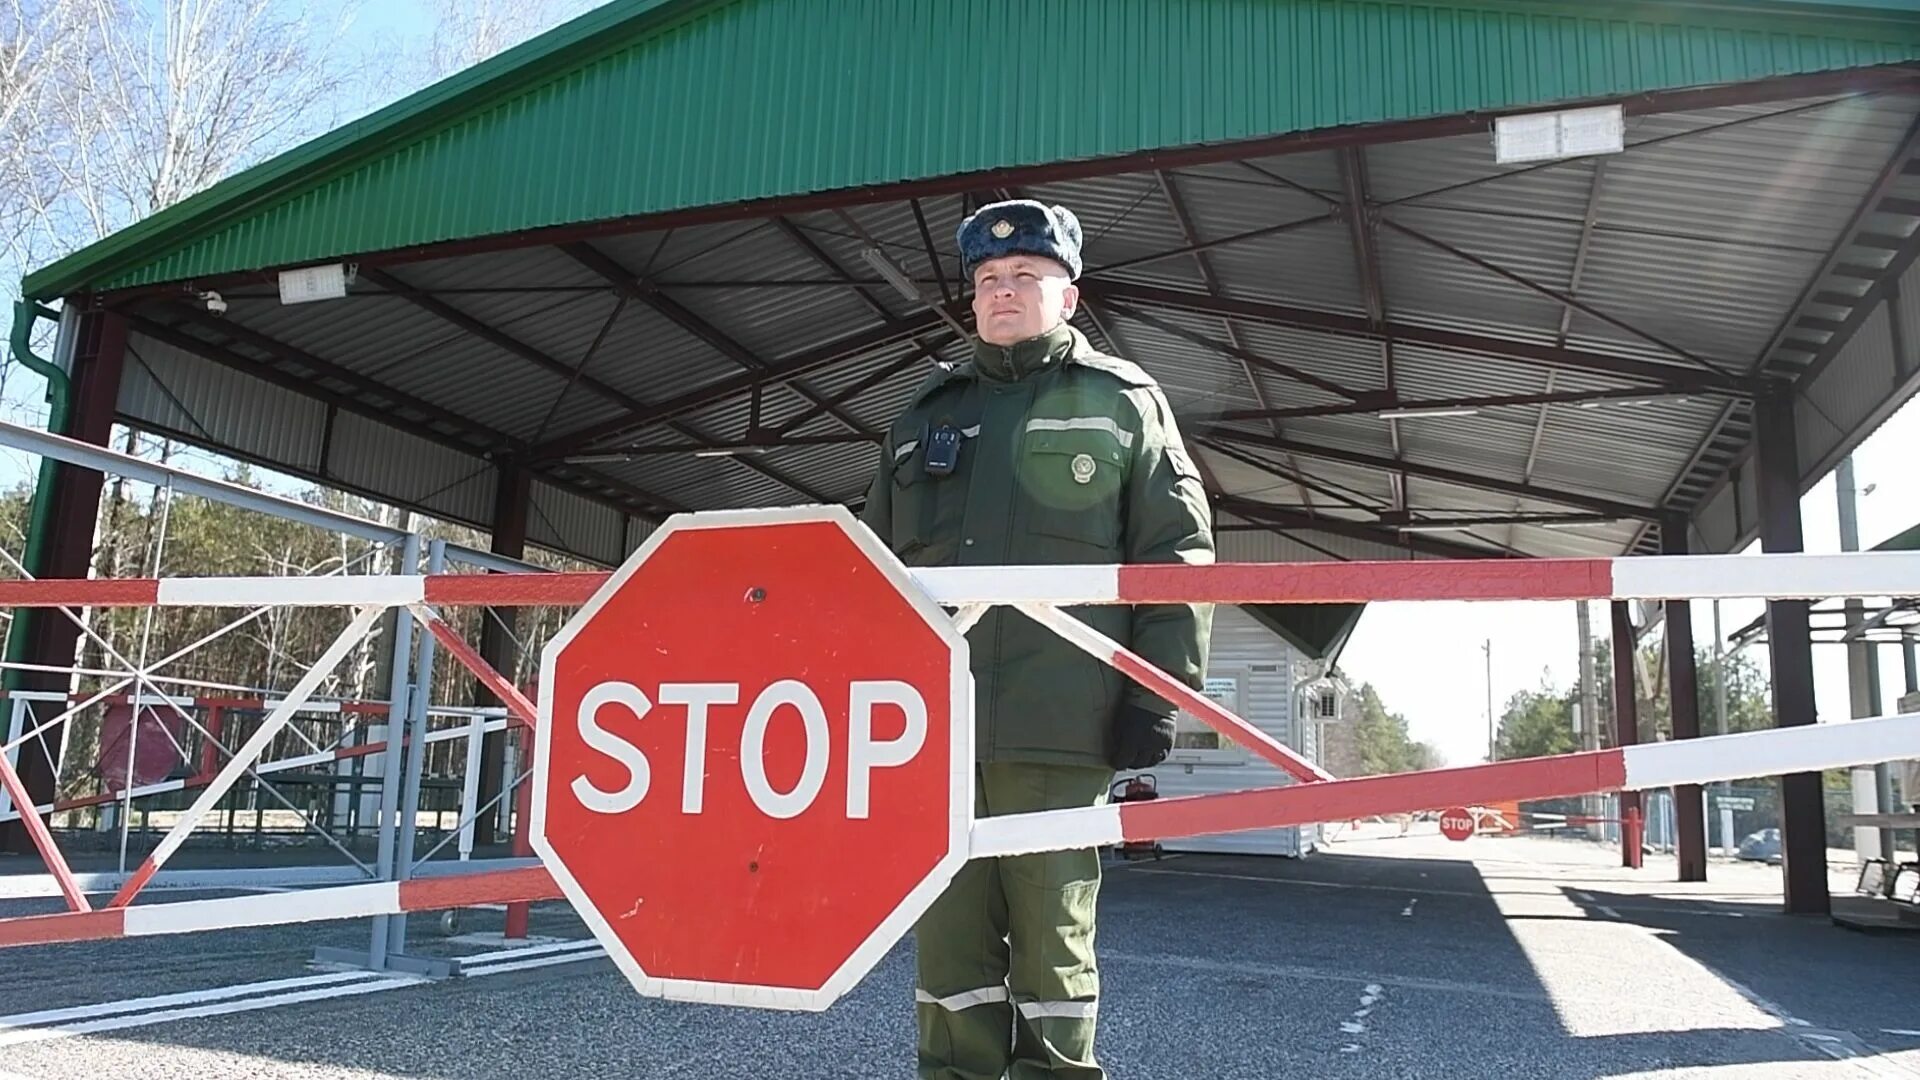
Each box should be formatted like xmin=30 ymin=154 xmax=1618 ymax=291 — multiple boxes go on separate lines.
xmin=990 ymin=219 xmax=1015 ymax=239
xmin=1070 ymin=453 xmax=1096 ymax=484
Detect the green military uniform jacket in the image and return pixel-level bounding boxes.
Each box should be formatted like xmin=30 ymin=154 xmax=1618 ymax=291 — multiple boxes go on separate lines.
xmin=860 ymin=322 xmax=1215 ymax=769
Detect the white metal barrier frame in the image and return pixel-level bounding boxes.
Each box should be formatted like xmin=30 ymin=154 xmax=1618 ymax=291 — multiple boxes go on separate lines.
xmin=0 ymin=530 xmax=1917 ymax=971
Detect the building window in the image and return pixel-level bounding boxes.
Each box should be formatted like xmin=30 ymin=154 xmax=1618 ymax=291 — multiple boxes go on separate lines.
xmin=1174 ymin=675 xmax=1244 ymax=752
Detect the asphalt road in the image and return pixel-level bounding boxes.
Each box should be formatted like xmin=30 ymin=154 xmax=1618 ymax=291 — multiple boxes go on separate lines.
xmin=2 ymin=829 xmax=1916 ymax=1079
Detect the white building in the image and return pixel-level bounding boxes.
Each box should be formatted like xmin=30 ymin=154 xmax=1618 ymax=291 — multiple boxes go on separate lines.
xmin=1117 ymin=603 xmax=1352 ymax=858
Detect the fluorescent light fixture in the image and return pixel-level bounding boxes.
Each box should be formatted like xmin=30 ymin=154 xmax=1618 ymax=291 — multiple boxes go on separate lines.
xmin=1542 ymin=520 xmax=1616 ymax=530
xmin=1494 ymin=104 xmax=1624 ymax=165
xmin=692 ymin=446 xmax=768 ymax=459
xmin=278 ymin=263 xmax=349 ymax=304
xmin=860 ymin=247 xmax=922 ymax=302
xmin=1398 ymin=523 xmax=1472 ymax=534
xmin=1578 ymin=398 xmax=1657 ymax=409
xmin=1379 ymin=406 xmax=1480 ymax=420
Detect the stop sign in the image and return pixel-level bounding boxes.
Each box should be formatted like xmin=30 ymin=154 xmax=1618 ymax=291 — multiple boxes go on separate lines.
xmin=533 ymin=506 xmax=971 ymax=1011
xmin=1439 ymin=806 xmax=1475 ymax=842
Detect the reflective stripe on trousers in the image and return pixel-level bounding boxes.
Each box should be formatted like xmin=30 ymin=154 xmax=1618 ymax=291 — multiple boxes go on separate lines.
xmin=916 ymin=988 xmax=1095 ymax=1021
xmin=917 ymin=986 xmax=1011 ymax=1011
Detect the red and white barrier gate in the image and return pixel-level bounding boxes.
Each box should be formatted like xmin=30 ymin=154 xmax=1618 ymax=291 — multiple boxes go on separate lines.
xmin=1 ymin=507 xmax=1917 ymax=1012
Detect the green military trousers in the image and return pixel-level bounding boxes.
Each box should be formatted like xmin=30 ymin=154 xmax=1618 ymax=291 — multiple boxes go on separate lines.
xmin=914 ymin=762 xmax=1114 ymax=1080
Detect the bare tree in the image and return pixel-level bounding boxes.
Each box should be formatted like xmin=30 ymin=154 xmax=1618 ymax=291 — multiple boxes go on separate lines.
xmin=0 ymin=0 xmax=85 ymax=274
xmin=36 ymin=0 xmax=361 ymax=241
xmin=417 ymin=0 xmax=594 ymax=85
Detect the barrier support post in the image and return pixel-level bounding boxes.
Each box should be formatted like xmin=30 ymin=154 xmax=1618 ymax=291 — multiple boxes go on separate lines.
xmin=365 ymin=534 xmax=421 ymax=968
xmin=458 ymin=714 xmax=485 ymax=861
xmin=392 ymin=539 xmax=446 ymax=955
xmin=1611 ymin=599 xmax=1642 ymax=870
xmin=1624 ymin=805 xmax=1644 ymax=870
xmin=505 ymin=724 xmax=534 ymax=940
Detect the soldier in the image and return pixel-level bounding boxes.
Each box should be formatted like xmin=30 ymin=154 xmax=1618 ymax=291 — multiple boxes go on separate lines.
xmin=860 ymin=199 xmax=1215 ymax=1080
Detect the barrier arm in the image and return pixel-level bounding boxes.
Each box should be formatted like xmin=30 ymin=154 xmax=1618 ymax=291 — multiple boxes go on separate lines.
xmin=103 ymin=606 xmax=385 ymax=908
xmin=3 ymin=550 xmax=1919 ymax=954
xmin=970 ymin=711 xmax=1920 ymax=859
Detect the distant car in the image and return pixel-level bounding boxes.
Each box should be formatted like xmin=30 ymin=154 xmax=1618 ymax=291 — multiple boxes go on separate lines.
xmin=1738 ymin=827 xmax=1783 ymax=864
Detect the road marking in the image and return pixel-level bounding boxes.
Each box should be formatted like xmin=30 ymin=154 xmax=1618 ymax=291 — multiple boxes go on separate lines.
xmin=0 ymin=974 xmax=419 ymax=1048
xmin=0 ymin=970 xmax=378 ymax=1029
xmin=456 ymin=938 xmax=601 ymax=967
xmin=462 ymin=940 xmax=605 ymax=978
xmin=1884 ymin=1030 xmax=1920 ymax=1038
xmin=1336 ymin=983 xmax=1383 ymax=1047
xmin=1597 ymin=905 xmax=1622 ymax=919
xmin=1401 ymin=899 xmax=1416 ymax=917
xmin=1121 ymin=866 xmax=1481 ymax=899
xmin=0 ymin=938 xmax=607 ymax=1051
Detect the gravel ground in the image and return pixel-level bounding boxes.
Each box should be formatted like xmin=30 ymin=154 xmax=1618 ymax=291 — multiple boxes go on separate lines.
xmin=2 ymin=829 xmax=1917 ymax=1079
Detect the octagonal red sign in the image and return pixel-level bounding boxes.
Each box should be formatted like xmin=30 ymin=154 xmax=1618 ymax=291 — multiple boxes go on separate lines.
xmin=532 ymin=506 xmax=971 ymax=1010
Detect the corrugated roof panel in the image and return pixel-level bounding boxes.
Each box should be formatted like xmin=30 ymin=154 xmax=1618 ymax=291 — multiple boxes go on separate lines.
xmin=1215 ymin=520 xmax=1436 ymax=564
xmin=1161 ymin=158 xmax=1364 ymax=316
xmin=791 ymin=201 xmax=960 ymax=307
xmin=1095 ymin=310 xmax=1267 ymax=416
xmin=1800 ymin=304 xmax=1902 ymax=467
xmin=31 ymin=0 xmax=1920 ymax=299
xmin=1366 ymin=135 xmax=1600 ymax=216
xmin=1595 ymin=96 xmax=1915 ymax=255
xmin=1379 ymin=210 xmax=1577 ymax=340
xmin=526 ymin=477 xmax=627 ymax=566
xmin=1564 ymin=230 xmax=1821 ymax=367
xmin=396 ymin=245 xmax=606 ymax=290
xmin=1197 ymin=445 xmax=1397 ymax=511
xmin=1387 ymin=342 xmax=1625 ymax=400
xmin=326 ymin=411 xmax=495 ymax=525
xmin=560 ymin=301 xmax=747 ymax=407
xmin=645 ymin=222 xmax=894 ymax=363
xmin=229 ymin=283 xmax=630 ymax=441
xmin=1229 ymin=321 xmax=1389 ymax=412
xmin=120 ymin=333 xmax=329 ymax=474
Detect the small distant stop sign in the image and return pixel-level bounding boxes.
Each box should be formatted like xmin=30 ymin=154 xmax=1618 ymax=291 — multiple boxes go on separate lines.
xmin=1439 ymin=806 xmax=1476 ymax=842
xmin=532 ymin=507 xmax=971 ymax=1011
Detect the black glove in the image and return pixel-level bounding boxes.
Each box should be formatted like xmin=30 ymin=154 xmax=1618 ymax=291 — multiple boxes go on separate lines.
xmin=1110 ymin=704 xmax=1176 ymax=770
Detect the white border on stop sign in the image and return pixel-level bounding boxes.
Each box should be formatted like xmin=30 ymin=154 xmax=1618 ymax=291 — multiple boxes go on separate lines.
xmin=532 ymin=503 xmax=975 ymax=1012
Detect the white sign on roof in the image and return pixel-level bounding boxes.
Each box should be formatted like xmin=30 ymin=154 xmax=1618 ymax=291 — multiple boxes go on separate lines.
xmin=1494 ymin=105 xmax=1625 ymax=165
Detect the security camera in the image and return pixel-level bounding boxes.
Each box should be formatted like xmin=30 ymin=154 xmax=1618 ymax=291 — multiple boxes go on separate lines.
xmin=198 ymin=290 xmax=227 ymax=316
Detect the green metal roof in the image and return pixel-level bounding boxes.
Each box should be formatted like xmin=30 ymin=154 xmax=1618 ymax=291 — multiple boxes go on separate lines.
xmin=23 ymin=0 xmax=1920 ymax=301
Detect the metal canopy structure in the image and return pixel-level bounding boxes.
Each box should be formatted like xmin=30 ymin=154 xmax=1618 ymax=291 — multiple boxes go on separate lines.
xmin=15 ymin=0 xmax=1920 ymax=574
xmin=11 ymin=0 xmax=1920 ymax=914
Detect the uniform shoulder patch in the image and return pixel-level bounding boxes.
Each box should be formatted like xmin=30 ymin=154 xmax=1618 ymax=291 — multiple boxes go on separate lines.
xmin=1068 ymin=350 xmax=1158 ymax=389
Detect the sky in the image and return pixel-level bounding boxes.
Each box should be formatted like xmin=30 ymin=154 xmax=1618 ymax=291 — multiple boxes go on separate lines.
xmin=1338 ymin=396 xmax=1920 ymax=767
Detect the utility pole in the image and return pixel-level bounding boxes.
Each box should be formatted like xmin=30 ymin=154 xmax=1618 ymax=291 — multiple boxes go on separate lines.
xmin=1837 ymin=457 xmax=1893 ymax=862
xmin=1712 ymin=599 xmax=1733 ymax=854
xmin=1485 ymin=639 xmax=1495 ymax=762
xmin=1577 ymin=602 xmax=1600 ymax=833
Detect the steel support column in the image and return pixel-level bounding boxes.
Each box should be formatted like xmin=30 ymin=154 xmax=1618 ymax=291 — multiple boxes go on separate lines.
xmin=1753 ymin=387 xmax=1828 ymax=915
xmin=474 ymin=465 xmax=530 ymax=841
xmin=4 ymin=309 xmax=127 ymax=854
xmin=1663 ymin=515 xmax=1707 ymax=882
xmin=1612 ymin=600 xmax=1641 ymax=869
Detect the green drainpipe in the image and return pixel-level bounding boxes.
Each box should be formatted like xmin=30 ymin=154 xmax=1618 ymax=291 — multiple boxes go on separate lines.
xmin=5 ymin=299 xmax=72 ymax=693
